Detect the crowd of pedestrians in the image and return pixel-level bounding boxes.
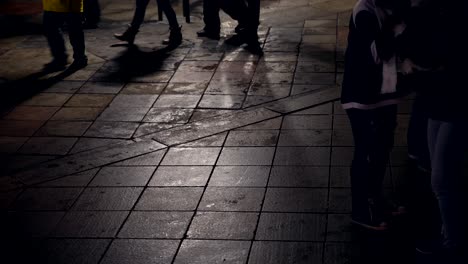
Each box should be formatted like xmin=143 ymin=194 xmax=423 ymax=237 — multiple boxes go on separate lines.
xmin=40 ymin=0 xmax=262 ymax=73
xmin=38 ymin=0 xmax=467 ymax=262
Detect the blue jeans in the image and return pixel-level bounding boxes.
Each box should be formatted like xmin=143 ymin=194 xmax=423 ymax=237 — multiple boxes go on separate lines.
xmin=428 ymin=119 xmax=468 ymax=249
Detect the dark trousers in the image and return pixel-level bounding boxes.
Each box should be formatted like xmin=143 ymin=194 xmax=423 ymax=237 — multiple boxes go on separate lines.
xmin=43 ymin=11 xmax=86 ymax=61
xmin=245 ymin=0 xmax=260 ymax=32
xmin=83 ymin=0 xmax=101 ymax=24
xmin=408 ymin=94 xmax=430 ymax=170
xmin=347 ymin=105 xmax=397 ymax=216
xmin=202 ymin=0 xmax=247 ymax=32
xmin=131 ymin=0 xmax=179 ymax=29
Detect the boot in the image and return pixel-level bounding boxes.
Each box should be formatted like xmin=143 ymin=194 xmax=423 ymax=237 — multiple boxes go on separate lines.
xmin=114 ymin=25 xmax=138 ymax=44
xmin=163 ymin=26 xmax=182 ymax=46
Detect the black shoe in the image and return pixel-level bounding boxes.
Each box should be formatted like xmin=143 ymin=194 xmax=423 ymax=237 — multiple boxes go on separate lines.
xmin=197 ymin=29 xmax=220 ymax=40
xmin=225 ymin=34 xmax=247 ymax=46
xmin=114 ymin=25 xmax=138 ymax=44
xmin=43 ymin=59 xmax=67 ymax=73
xmin=68 ymin=57 xmax=88 ymax=71
xmin=162 ymin=26 xmax=182 ymax=46
xmin=245 ymin=42 xmax=263 ymax=55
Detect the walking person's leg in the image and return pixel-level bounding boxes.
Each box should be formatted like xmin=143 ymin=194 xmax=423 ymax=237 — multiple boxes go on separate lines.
xmin=114 ymin=0 xmax=150 ymax=43
xmin=43 ymin=11 xmax=68 ymax=71
xmin=156 ymin=0 xmax=182 ymax=46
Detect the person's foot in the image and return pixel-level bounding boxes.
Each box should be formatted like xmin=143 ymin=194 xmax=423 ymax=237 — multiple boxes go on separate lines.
xmin=351 ymin=198 xmax=389 ymax=231
xmin=43 ymin=59 xmax=67 ymax=73
xmin=114 ymin=25 xmax=138 ymax=44
xmin=68 ymin=57 xmax=88 ymax=71
xmin=225 ymin=34 xmax=246 ymax=46
xmin=197 ymin=29 xmax=220 ymax=40
xmin=245 ymin=40 xmax=263 ymax=55
xmin=162 ymin=26 xmax=182 ymax=47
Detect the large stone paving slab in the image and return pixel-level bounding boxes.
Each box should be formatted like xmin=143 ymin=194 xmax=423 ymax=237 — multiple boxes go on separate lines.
xmin=101 ymin=239 xmax=180 ymax=264
xmin=174 ymin=240 xmax=250 ymax=264
xmin=12 ymin=139 xmax=166 ymax=186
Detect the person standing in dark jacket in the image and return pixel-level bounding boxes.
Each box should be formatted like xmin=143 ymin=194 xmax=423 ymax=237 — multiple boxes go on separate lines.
xmin=342 ymin=0 xmax=410 ymax=230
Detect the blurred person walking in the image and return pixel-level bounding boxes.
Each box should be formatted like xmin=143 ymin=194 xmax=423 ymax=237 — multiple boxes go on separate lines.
xmin=114 ymin=0 xmax=182 ymax=47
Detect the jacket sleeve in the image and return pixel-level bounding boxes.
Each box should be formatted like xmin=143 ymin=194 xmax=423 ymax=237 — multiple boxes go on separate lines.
xmin=355 ymin=11 xmax=395 ymax=62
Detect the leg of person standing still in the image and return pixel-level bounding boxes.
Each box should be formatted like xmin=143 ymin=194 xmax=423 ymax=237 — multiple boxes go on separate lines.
xmin=66 ymin=12 xmax=88 ymax=69
xmin=197 ymin=0 xmax=221 ymax=39
xmin=428 ymin=119 xmax=468 ymax=261
xmin=347 ymin=105 xmax=397 ymax=230
xmin=43 ymin=11 xmax=68 ymax=71
xmin=83 ymin=0 xmax=101 ymax=29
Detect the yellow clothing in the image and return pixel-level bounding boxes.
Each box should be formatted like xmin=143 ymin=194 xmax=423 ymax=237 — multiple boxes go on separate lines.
xmin=42 ymin=0 xmax=83 ymax=13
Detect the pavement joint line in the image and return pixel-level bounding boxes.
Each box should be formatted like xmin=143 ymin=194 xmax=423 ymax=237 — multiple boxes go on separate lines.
xmin=4 ymin=83 xmax=340 ymax=193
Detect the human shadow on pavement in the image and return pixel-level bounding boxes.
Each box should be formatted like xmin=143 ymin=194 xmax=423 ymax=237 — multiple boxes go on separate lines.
xmin=0 ymin=66 xmax=88 ymax=113
xmin=103 ymin=44 xmax=179 ymax=82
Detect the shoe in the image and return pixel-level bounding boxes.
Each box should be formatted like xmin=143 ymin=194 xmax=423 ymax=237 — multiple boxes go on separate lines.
xmin=162 ymin=26 xmax=182 ymax=46
xmin=351 ymin=198 xmax=389 ymax=231
xmin=43 ymin=59 xmax=67 ymax=73
xmin=197 ymin=29 xmax=220 ymax=40
xmin=68 ymin=57 xmax=88 ymax=71
xmin=225 ymin=34 xmax=247 ymax=46
xmin=114 ymin=25 xmax=138 ymax=44
xmin=245 ymin=42 xmax=263 ymax=55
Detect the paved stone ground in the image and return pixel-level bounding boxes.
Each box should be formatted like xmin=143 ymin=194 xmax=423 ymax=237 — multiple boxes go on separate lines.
xmin=0 ymin=1 xmax=422 ymax=263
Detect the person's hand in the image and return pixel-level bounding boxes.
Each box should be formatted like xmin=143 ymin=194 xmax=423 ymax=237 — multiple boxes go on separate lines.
xmin=401 ymin=58 xmax=414 ymax=75
xmin=393 ymin=23 xmax=406 ymax=36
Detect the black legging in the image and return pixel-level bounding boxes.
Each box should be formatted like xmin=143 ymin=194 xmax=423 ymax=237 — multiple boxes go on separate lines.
xmin=347 ymin=105 xmax=397 ymax=216
xmin=131 ymin=0 xmax=179 ymax=29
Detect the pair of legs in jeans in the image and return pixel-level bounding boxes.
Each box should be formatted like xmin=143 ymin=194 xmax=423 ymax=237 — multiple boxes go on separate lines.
xmin=428 ymin=119 xmax=468 ymax=251
xmin=347 ymin=105 xmax=397 ymax=229
xmin=43 ymin=11 xmax=87 ymax=67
